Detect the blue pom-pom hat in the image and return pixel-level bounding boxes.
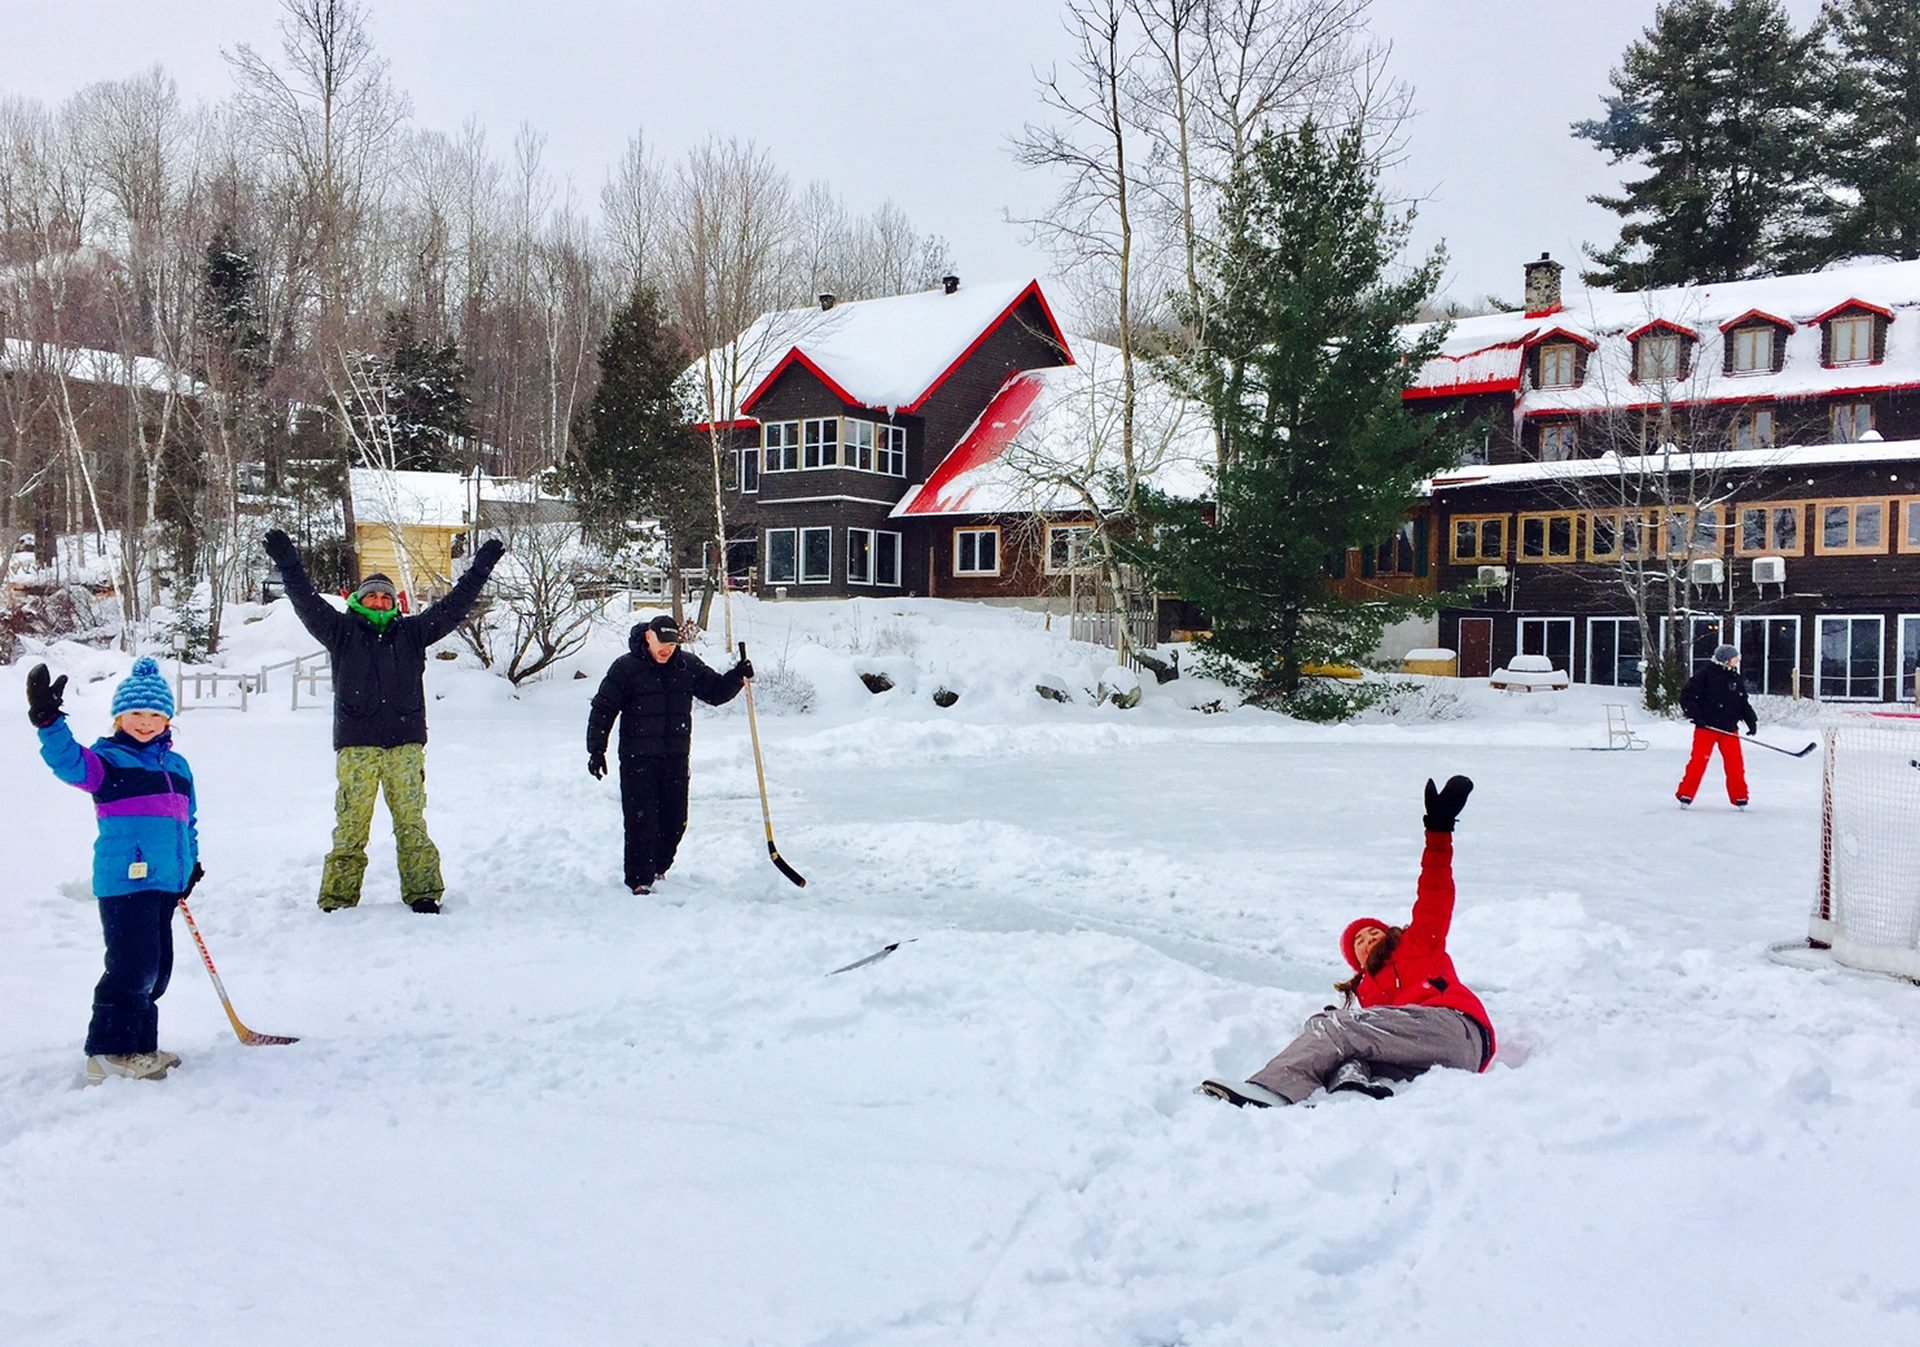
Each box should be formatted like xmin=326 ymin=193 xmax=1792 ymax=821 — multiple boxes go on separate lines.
xmin=111 ymin=657 xmax=176 ymax=720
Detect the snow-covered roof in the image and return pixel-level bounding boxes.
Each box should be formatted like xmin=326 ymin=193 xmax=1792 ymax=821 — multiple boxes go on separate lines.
xmin=1407 ymin=258 xmax=1920 ymax=411
xmin=1429 ymin=437 xmax=1920 ymax=491
xmin=686 ymin=280 xmax=1070 ymax=419
xmin=1 ymin=337 xmax=202 ymax=396
xmin=893 ymin=339 xmax=1215 ymax=519
xmin=348 ymin=469 xmax=548 ymax=529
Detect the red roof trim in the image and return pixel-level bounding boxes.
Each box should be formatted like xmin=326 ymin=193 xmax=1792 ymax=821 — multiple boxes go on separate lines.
xmin=1403 ymin=377 xmax=1521 ymax=401
xmin=692 ymin=418 xmax=759 ymax=433
xmin=1624 ymin=318 xmax=1697 ymax=343
xmin=1523 ymin=326 xmax=1598 ymax=351
xmin=902 ymin=281 xmax=1074 ymax=415
xmin=1523 ymin=303 xmax=1564 ymax=319
xmin=740 ymin=348 xmax=862 ymax=414
xmin=1810 ymin=297 xmax=1895 ymax=325
xmin=1717 ymin=308 xmax=1795 ymax=333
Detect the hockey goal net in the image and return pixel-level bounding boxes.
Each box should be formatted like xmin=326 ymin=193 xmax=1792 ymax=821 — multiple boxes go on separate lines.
xmin=1814 ymin=711 xmax=1920 ymax=980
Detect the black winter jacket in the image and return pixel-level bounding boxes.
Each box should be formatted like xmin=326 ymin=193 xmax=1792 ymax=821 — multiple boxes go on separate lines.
xmin=280 ymin=552 xmax=500 ymax=750
xmin=1679 ymin=663 xmax=1758 ymax=735
xmin=586 ymin=627 xmax=744 ymax=762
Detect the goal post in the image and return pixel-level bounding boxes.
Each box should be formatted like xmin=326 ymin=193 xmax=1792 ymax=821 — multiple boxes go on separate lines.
xmin=1814 ymin=711 xmax=1920 ymax=981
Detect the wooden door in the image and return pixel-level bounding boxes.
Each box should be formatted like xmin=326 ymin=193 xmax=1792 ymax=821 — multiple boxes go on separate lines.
xmin=1459 ymin=617 xmax=1493 ymax=678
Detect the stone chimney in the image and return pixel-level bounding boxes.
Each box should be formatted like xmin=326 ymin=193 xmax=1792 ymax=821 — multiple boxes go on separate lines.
xmin=818 ymin=292 xmax=836 ymax=311
xmin=942 ymin=274 xmax=960 ymax=295
xmin=1524 ymin=253 xmax=1563 ymax=314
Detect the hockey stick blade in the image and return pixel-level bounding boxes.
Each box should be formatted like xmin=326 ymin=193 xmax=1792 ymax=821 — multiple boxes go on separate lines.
xmin=178 ymin=900 xmax=300 ymax=1046
xmin=769 ymin=841 xmax=807 ymax=888
xmin=828 ymin=938 xmax=914 ymax=975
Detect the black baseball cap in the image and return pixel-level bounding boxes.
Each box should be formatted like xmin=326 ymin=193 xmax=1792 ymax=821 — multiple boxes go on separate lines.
xmin=647 ymin=615 xmax=682 ymax=642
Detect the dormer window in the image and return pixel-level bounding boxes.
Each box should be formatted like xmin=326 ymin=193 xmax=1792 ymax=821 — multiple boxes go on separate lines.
xmin=1815 ymin=299 xmax=1891 ymax=367
xmin=1830 ymin=314 xmax=1873 ymax=365
xmin=1729 ymin=327 xmax=1773 ymax=374
xmin=1538 ymin=343 xmax=1578 ymax=389
xmin=1638 ymin=334 xmax=1680 ymax=381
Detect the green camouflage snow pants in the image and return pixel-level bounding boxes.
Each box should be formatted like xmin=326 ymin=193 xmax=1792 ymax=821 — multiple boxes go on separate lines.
xmin=317 ymin=744 xmax=445 ymax=910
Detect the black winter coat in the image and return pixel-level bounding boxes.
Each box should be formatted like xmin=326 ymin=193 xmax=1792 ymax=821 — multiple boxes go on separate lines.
xmin=1679 ymin=663 xmax=1758 ymax=735
xmin=586 ymin=627 xmax=744 ymax=762
xmin=281 ymin=553 xmax=499 ymax=750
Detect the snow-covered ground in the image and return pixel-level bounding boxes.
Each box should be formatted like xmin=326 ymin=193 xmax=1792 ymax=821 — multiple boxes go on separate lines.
xmin=2 ymin=597 xmax=1915 ymax=1347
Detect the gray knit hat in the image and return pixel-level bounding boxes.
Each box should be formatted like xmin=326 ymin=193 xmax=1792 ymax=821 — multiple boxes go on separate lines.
xmin=1713 ymin=643 xmax=1739 ymax=665
xmin=353 ymin=573 xmax=398 ymax=603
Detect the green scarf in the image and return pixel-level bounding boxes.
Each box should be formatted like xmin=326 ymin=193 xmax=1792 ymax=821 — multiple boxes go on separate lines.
xmin=348 ymin=596 xmax=400 ymax=629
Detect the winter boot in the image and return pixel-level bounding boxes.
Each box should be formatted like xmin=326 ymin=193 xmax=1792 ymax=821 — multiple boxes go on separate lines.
xmin=1196 ymin=1078 xmax=1288 ymax=1109
xmin=85 ymin=1053 xmax=171 ymax=1085
xmin=407 ymin=897 xmax=442 ymax=914
xmin=317 ymin=895 xmax=359 ymax=913
xmin=1328 ymin=1059 xmax=1395 ymax=1100
xmin=1676 ymin=794 xmax=1693 ymax=808
xmin=153 ymin=1049 xmax=182 ymax=1070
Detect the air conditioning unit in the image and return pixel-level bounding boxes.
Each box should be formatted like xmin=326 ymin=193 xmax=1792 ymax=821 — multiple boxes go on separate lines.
xmin=1477 ymin=565 xmax=1509 ymax=586
xmin=1689 ymin=557 xmax=1725 ymax=586
xmin=1752 ymin=556 xmax=1786 ymax=585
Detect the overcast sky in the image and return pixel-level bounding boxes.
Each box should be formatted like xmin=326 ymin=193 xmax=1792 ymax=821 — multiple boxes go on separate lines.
xmin=3 ymin=0 xmax=1831 ymax=315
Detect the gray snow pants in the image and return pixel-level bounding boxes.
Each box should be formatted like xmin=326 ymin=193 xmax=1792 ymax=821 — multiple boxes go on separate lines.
xmin=1247 ymin=1005 xmax=1485 ymax=1104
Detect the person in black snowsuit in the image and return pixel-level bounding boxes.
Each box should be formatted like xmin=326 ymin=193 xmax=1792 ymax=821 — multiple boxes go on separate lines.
xmin=586 ymin=615 xmax=751 ymax=893
xmin=1676 ymin=642 xmax=1758 ymax=808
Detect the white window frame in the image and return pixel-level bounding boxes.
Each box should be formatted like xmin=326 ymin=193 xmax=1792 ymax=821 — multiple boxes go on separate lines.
xmin=762 ymin=421 xmax=800 ymax=473
xmin=798 ymin=526 xmax=832 ymax=584
xmin=1538 ymin=343 xmax=1577 ymax=389
xmin=847 ymin=527 xmax=902 ymax=587
xmin=1045 ymin=524 xmax=1096 ymax=575
xmin=877 ymin=423 xmax=907 ymax=477
xmin=1899 ymin=614 xmax=1920 ymax=702
xmin=843 ymin=418 xmax=876 ymax=472
xmin=1584 ymin=616 xmax=1644 ymax=688
xmin=1729 ymin=326 xmax=1774 ymax=374
xmin=953 ymin=526 xmax=1000 ymax=577
xmin=1829 ymin=314 xmax=1874 ymax=366
xmin=1737 ymin=614 xmax=1801 ymax=698
xmin=764 ymin=528 xmax=798 ymax=584
xmin=1831 ymin=401 xmax=1873 ymax=442
xmin=802 ymin=417 xmax=840 ymax=470
xmin=1817 ymin=613 xmax=1885 ymax=701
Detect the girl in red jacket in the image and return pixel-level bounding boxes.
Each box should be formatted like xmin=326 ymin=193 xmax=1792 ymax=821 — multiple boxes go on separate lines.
xmin=1200 ymin=775 xmax=1495 ymax=1108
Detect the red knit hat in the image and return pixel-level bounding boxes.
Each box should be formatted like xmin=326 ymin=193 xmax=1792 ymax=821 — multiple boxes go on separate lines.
xmin=1340 ymin=917 xmax=1391 ymax=971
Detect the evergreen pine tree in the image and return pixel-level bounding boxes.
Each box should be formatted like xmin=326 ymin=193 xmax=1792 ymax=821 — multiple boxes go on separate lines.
xmin=567 ymin=285 xmax=708 ymax=554
xmin=1138 ymin=122 xmax=1459 ymax=715
xmin=1575 ymin=0 xmax=1823 ymax=287
xmin=352 ymin=311 xmax=475 ymax=472
xmin=1814 ymin=0 xmax=1920 ymax=263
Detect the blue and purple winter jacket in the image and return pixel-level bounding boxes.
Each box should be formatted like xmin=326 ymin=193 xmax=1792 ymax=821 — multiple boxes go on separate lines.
xmin=38 ymin=720 xmax=199 ymax=898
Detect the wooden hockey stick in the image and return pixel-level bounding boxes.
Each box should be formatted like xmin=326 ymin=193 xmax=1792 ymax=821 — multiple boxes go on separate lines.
xmin=740 ymin=641 xmax=806 ymax=887
xmin=1701 ymin=726 xmax=1816 ymax=758
xmin=176 ymin=900 xmax=299 ymax=1045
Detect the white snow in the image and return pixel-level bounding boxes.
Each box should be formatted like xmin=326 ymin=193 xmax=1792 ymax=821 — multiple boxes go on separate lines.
xmin=4 ymin=596 xmax=1918 ymax=1346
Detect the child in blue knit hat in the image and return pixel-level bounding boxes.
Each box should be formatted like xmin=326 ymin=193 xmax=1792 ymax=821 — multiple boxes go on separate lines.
xmin=26 ymin=657 xmax=203 ymax=1085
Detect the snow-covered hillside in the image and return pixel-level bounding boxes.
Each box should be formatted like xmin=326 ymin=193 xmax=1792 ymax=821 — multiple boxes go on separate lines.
xmin=2 ymin=597 xmax=1914 ymax=1346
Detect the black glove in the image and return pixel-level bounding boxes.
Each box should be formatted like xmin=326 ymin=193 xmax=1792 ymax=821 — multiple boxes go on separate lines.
xmin=588 ymin=750 xmax=607 ymax=779
xmin=474 ymin=538 xmax=506 ymax=569
xmin=1745 ymin=720 xmax=1758 ymax=736
xmin=1423 ymin=775 xmax=1474 ymax=833
xmin=263 ymin=528 xmax=299 ymax=569
xmin=183 ymin=862 xmax=205 ymax=899
xmin=730 ymin=657 xmax=754 ymax=682
xmin=26 ymin=663 xmax=67 ymax=728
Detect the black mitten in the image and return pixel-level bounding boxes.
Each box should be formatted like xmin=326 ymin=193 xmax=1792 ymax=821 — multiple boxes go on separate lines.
xmin=26 ymin=663 xmax=67 ymax=728
xmin=730 ymin=657 xmax=754 ymax=682
xmin=1423 ymin=775 xmax=1474 ymax=832
xmin=183 ymin=862 xmax=205 ymax=899
xmin=263 ymin=528 xmax=299 ymax=569
xmin=474 ymin=538 xmax=506 ymax=569
xmin=588 ymin=750 xmax=608 ymax=780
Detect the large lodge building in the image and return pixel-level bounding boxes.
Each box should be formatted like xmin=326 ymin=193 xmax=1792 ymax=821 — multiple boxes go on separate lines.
xmin=701 ymin=257 xmax=1920 ymax=703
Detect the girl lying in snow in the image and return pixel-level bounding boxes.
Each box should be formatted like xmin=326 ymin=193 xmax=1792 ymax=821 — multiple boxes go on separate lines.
xmin=1200 ymin=775 xmax=1495 ymax=1107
